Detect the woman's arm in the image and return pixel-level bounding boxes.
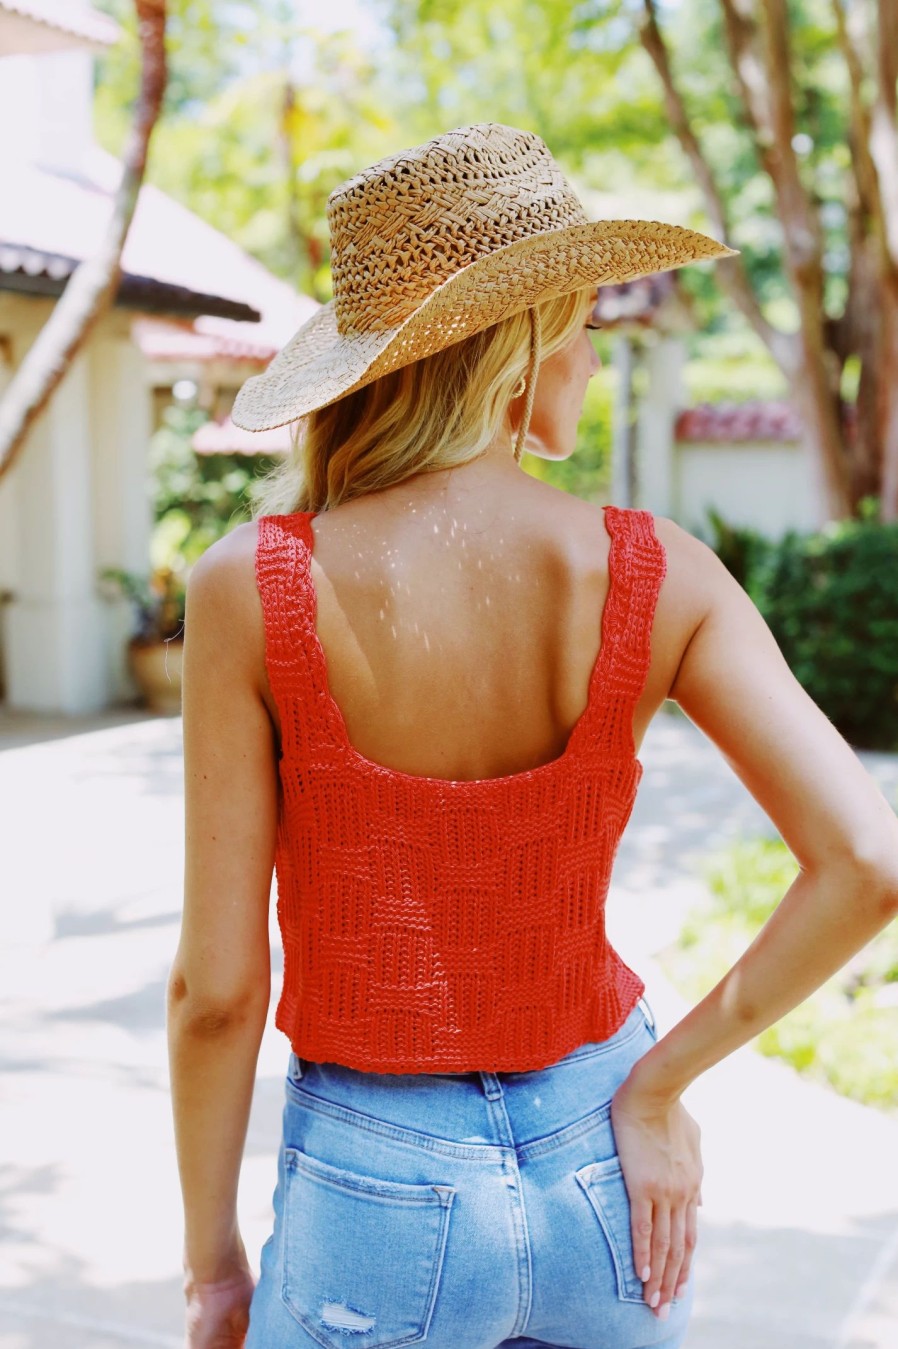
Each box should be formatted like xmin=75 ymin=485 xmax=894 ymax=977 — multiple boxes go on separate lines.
xmin=634 ymin=517 xmax=898 ymax=1100
xmin=611 ymin=515 xmax=898 ymax=1321
xmin=166 ymin=524 xmax=278 ymax=1296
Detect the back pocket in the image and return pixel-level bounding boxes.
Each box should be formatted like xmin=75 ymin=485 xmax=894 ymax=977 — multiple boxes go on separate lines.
xmin=280 ymin=1145 xmax=456 ymax=1349
xmin=575 ymin=1155 xmax=651 ymax=1305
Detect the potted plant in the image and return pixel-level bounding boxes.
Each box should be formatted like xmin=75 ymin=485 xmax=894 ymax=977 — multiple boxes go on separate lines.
xmin=99 ymin=564 xmax=187 ymax=714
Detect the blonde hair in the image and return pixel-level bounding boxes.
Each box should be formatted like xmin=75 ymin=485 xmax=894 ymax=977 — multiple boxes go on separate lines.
xmin=250 ymin=285 xmax=596 ymax=517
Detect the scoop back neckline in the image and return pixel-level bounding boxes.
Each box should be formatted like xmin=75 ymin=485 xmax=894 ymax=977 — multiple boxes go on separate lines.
xmin=283 ymin=503 xmax=633 ymax=789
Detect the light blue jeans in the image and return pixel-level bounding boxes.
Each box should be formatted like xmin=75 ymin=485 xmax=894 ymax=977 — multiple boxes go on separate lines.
xmin=245 ymin=998 xmax=695 ymax=1349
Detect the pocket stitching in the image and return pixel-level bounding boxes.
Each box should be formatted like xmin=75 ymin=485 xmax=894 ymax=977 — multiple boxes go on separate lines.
xmin=280 ymin=1146 xmax=456 ymax=1349
xmin=575 ymin=1159 xmax=650 ymax=1305
xmin=286 ymin=1147 xmax=453 ymax=1204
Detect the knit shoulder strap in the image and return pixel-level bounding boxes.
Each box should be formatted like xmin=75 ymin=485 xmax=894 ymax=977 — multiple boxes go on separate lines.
xmin=582 ymin=504 xmax=667 ymax=757
xmin=255 ymin=510 xmax=339 ymax=757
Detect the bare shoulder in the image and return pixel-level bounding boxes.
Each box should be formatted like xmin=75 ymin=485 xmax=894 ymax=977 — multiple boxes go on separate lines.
xmin=650 ymin=513 xmax=730 ymax=616
xmin=636 ymin=513 xmax=729 ymax=698
xmin=186 ymin=519 xmax=262 ymax=594
xmin=189 ymin=518 xmax=259 ymax=574
xmin=184 ymin=521 xmax=266 ymax=682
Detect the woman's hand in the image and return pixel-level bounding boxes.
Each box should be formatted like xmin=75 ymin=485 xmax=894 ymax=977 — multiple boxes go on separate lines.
xmin=184 ymin=1266 xmax=256 ymax=1348
xmin=610 ymin=1070 xmax=703 ymax=1321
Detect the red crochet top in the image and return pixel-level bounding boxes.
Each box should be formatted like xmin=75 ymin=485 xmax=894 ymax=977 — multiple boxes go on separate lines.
xmin=255 ymin=504 xmax=667 ymax=1074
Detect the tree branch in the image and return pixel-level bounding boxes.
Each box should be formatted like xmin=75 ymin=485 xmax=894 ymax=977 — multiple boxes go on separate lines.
xmin=830 ymin=0 xmax=890 ymax=354
xmin=0 ymin=0 xmax=168 ymax=479
xmin=638 ymin=0 xmax=789 ymax=364
xmin=878 ymin=0 xmax=898 ymax=115
xmin=832 ymin=0 xmax=882 ymax=233
xmin=759 ymin=0 xmax=824 ymax=272
xmin=718 ymin=0 xmax=774 ymax=145
xmin=871 ymin=0 xmax=898 ymax=267
xmin=719 ymin=0 xmax=822 ymax=277
xmin=716 ymin=0 xmax=846 ymax=503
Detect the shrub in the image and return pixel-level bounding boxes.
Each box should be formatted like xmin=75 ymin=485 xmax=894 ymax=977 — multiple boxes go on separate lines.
xmin=149 ymin=403 xmax=269 ymax=566
xmin=702 ymin=506 xmax=774 ymax=592
xmin=703 ymin=506 xmax=898 ymax=752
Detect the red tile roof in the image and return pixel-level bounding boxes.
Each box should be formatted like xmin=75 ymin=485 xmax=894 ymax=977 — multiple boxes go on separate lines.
xmin=192 ymin=416 xmax=293 ymax=456
xmin=132 ymin=319 xmax=274 ymax=365
xmin=675 ymin=401 xmax=803 ymax=443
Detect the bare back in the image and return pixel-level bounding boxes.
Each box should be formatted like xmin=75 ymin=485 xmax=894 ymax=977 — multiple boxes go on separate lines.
xmin=244 ymin=476 xmax=697 ymax=782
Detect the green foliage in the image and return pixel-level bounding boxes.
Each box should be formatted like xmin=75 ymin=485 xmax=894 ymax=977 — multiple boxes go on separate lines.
xmin=661 ymin=836 xmax=898 ymax=1114
xmin=93 ymin=0 xmax=252 ymax=131
xmin=386 ymin=0 xmax=868 ymax=352
xmin=386 ymin=0 xmax=670 ymax=163
xmin=148 ymin=404 xmax=264 ymax=567
xmin=648 ymin=0 xmax=853 ymax=312
xmin=699 ymin=506 xmax=898 ymax=751
xmin=91 ymin=0 xmax=874 ymax=355
xmin=99 ymin=404 xmax=279 ymax=641
xmin=98 ymin=563 xmax=187 ymax=644
xmin=697 ymin=836 xmax=799 ymax=929
xmin=745 ymin=515 xmax=898 ymax=751
xmin=93 ymin=1 xmax=399 ymax=290
xmin=683 ymin=326 xmax=790 ymax=404
xmin=701 ymin=506 xmax=775 ymax=590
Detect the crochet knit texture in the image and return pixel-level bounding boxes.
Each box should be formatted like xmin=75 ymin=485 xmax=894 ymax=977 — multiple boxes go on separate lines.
xmin=255 ymin=504 xmax=667 ymax=1074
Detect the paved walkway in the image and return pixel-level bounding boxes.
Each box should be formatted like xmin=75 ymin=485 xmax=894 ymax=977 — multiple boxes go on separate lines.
xmin=1 ymin=703 xmax=897 ymax=1348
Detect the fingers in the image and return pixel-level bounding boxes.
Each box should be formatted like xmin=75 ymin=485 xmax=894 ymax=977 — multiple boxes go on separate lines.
xmin=644 ymin=1202 xmax=670 ymax=1314
xmin=631 ymin=1194 xmax=654 ymax=1292
xmin=640 ymin=1197 xmax=699 ymax=1320
xmin=675 ymin=1198 xmax=699 ymax=1299
xmin=656 ymin=1202 xmax=686 ymax=1316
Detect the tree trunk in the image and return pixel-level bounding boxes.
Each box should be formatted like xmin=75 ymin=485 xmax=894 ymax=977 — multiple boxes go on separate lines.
xmin=876 ymin=272 xmax=898 ymax=520
xmin=0 ymin=0 xmax=168 ymax=481
xmin=640 ymin=0 xmax=898 ymax=525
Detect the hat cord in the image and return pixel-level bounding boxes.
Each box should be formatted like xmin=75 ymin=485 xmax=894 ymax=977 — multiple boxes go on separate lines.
xmin=513 ymin=306 xmax=542 ymax=464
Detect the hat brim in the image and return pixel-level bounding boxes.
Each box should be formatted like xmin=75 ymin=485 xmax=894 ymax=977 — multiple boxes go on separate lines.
xmin=231 ymin=219 xmax=738 ymax=432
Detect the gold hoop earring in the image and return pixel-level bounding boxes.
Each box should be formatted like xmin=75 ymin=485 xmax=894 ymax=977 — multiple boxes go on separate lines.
xmin=511 ymin=374 xmax=527 ymax=399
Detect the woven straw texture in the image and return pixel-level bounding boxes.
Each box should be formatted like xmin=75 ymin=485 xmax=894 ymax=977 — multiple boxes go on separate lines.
xmin=254 ymin=503 xmax=668 ymax=1074
xmin=232 ymin=122 xmax=738 ymax=431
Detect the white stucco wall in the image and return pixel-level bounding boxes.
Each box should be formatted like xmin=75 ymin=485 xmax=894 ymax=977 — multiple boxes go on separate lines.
xmin=638 ymin=339 xmax=684 ymax=518
xmin=674 ymin=440 xmax=819 ymax=542
xmin=0 ymin=336 xmax=14 ymax=699
xmin=0 ymin=296 xmax=153 ymax=713
xmin=90 ymin=322 xmax=154 ymax=705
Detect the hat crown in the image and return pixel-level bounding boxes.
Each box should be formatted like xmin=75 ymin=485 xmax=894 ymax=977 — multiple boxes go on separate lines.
xmin=326 ymin=123 xmax=589 ymax=334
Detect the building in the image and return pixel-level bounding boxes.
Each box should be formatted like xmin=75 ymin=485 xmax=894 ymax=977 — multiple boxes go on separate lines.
xmin=0 ymin=0 xmax=316 ymax=715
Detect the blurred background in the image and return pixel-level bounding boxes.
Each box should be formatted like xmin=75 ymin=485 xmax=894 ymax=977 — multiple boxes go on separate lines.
xmin=1 ymin=2 xmax=897 ymax=1346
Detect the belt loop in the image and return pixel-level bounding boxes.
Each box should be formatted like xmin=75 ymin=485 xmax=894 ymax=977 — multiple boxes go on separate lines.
xmin=478 ymin=1070 xmax=504 ymax=1101
xmin=288 ymin=1051 xmax=304 ymax=1082
xmin=637 ymin=995 xmax=656 ymax=1032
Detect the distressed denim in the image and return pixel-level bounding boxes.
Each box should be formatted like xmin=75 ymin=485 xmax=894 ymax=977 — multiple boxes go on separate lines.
xmin=245 ymin=997 xmax=695 ymax=1349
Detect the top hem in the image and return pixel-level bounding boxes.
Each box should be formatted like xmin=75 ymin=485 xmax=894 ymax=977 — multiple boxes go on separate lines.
xmin=277 ymin=979 xmax=646 ymax=1076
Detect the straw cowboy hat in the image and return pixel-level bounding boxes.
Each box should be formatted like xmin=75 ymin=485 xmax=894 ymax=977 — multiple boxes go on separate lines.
xmin=231 ymin=122 xmax=737 ymax=434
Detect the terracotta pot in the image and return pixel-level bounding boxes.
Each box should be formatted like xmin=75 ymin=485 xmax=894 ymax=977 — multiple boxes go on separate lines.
xmin=127 ymin=637 xmax=184 ymax=715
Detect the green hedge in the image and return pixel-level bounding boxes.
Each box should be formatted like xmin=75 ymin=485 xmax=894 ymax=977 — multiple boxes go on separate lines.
xmin=704 ymin=505 xmax=898 ymax=752
xmin=660 ymin=836 xmax=898 ymax=1113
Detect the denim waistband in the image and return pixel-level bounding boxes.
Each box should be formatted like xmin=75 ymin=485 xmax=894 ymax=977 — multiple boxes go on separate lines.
xmin=638 ymin=993 xmax=655 ymax=1031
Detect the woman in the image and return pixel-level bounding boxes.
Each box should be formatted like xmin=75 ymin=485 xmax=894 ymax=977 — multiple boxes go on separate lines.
xmin=167 ymin=124 xmax=898 ymax=1349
